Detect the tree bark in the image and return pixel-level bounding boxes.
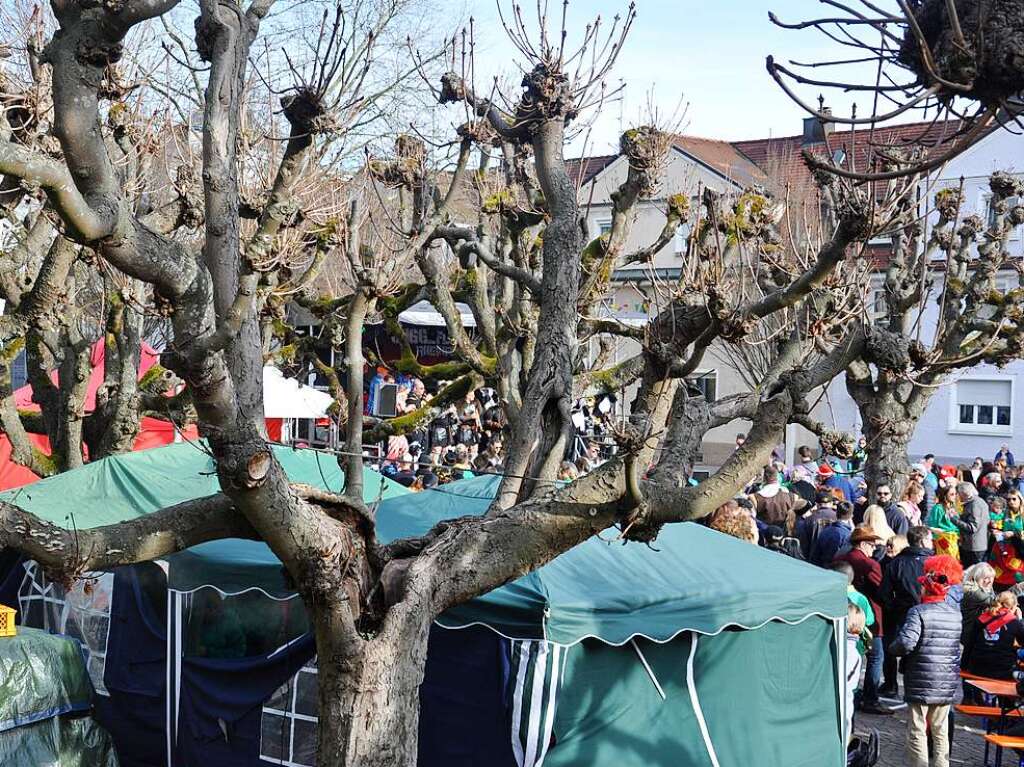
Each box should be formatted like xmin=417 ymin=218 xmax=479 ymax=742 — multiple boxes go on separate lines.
xmin=313 ymin=605 xmax=428 ymax=767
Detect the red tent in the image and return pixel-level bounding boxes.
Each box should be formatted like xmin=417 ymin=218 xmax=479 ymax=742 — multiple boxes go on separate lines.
xmin=0 ymin=340 xmax=199 ymax=491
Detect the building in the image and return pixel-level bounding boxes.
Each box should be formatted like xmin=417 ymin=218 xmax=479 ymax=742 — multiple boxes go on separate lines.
xmin=573 ymin=117 xmax=1024 ymax=469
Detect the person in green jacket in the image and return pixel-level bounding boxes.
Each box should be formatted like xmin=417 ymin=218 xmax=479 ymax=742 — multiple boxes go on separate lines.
xmin=927 ymin=483 xmax=961 ymax=560
xmin=927 ymin=484 xmax=961 ymax=532
xmin=1003 ymin=491 xmax=1024 ymax=536
xmin=831 ymin=561 xmax=875 ymax=655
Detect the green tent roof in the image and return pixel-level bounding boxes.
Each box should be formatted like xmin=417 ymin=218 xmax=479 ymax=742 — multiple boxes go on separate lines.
xmin=2 ymin=451 xmax=846 ymax=644
xmin=0 ymin=442 xmax=409 ymax=598
xmin=376 ymin=474 xmax=847 ymax=644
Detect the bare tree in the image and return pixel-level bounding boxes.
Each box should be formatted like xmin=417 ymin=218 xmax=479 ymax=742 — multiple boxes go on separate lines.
xmin=0 ymin=2 xmax=982 ymax=764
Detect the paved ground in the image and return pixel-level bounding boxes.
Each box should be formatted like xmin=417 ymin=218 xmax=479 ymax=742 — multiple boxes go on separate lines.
xmin=856 ymin=696 xmax=989 ymax=766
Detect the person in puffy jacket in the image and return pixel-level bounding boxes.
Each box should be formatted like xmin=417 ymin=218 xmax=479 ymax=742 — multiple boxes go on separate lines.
xmin=879 ymin=525 xmax=933 ymax=696
xmin=888 ymin=555 xmax=963 ymax=767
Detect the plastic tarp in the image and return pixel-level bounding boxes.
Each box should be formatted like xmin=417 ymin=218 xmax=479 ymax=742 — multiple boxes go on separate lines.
xmin=0 ymin=627 xmax=92 ymax=732
xmin=0 ymin=441 xmax=406 ymax=529
xmin=376 ymin=474 xmax=848 ymax=644
xmin=0 ymin=715 xmax=120 ymax=767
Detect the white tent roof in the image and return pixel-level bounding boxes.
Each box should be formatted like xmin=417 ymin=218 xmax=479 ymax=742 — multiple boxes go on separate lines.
xmin=263 ymin=366 xmax=334 ymax=419
xmin=398 ymin=300 xmax=476 ymax=328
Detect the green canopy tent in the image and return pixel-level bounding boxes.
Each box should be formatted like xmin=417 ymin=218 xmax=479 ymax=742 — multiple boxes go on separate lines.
xmin=376 ymin=474 xmax=849 ymax=767
xmin=0 ymin=448 xmax=848 ymax=767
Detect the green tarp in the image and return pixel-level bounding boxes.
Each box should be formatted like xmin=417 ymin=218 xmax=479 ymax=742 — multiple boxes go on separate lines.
xmin=0 ymin=628 xmax=92 ymax=733
xmin=0 ymin=715 xmax=120 ymax=767
xmin=0 ymin=442 xmax=407 ymax=529
xmin=0 ymin=442 xmax=409 ymax=598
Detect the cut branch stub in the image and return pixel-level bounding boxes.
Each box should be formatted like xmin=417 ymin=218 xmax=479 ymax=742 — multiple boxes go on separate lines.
xmin=244 ymin=450 xmax=273 ymax=487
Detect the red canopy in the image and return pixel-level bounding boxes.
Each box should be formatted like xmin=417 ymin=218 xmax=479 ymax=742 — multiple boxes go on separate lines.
xmin=0 ymin=340 xmax=199 ymax=491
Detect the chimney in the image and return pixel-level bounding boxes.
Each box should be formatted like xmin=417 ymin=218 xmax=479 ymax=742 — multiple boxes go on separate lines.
xmin=802 ymin=107 xmax=835 ymax=145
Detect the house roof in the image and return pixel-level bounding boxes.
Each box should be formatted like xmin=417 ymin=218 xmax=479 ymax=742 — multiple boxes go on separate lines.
xmin=671 ymin=135 xmax=766 ymax=187
xmin=731 ymin=119 xmax=963 ymax=193
xmin=565 ymin=154 xmax=619 ymax=186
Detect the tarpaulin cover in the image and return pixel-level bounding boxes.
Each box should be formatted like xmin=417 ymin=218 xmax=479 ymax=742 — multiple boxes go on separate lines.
xmin=0 ymin=627 xmax=92 ymax=732
xmin=0 ymin=714 xmax=120 ymax=766
xmin=376 ymin=474 xmax=848 ymax=644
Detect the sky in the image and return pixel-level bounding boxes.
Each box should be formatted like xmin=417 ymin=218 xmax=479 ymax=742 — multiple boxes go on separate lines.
xmin=462 ymin=0 xmax=906 ymax=156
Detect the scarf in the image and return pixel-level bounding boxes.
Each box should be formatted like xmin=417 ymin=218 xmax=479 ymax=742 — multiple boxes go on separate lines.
xmin=979 ymin=609 xmax=1017 ymax=635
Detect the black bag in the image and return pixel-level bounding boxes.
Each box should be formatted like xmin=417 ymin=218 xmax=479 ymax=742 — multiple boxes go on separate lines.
xmin=847 ymin=730 xmax=879 ymax=767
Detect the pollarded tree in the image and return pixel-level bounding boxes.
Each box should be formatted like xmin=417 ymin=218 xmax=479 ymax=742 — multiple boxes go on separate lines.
xmin=766 ymin=0 xmax=1024 ymax=492
xmin=0 ymin=1 xmax=982 ymax=765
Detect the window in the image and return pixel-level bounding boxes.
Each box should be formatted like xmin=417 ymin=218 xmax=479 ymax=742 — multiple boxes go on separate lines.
xmin=986 ymin=195 xmax=1020 ymax=230
xmin=17 ymin=562 xmax=113 ymax=695
xmin=261 ymin=660 xmax=319 ymax=767
xmin=951 ymin=377 xmax=1013 ymax=435
xmin=870 ymin=288 xmax=888 ymax=323
xmin=685 ymin=370 xmax=718 ymax=401
xmin=673 ymin=222 xmax=690 ymax=255
xmin=995 ymin=273 xmax=1016 ymax=294
xmin=596 ymin=219 xmax=612 ymax=236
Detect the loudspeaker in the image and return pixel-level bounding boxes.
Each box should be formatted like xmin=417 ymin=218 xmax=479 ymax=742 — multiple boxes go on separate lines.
xmin=376 ymin=383 xmax=398 ymax=417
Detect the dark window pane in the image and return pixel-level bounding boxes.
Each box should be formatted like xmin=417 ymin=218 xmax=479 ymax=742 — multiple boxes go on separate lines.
xmin=292 ymin=719 xmax=318 ymax=766
xmin=959 ymin=404 xmax=974 ymax=424
xmin=998 ymin=406 xmax=1012 ymax=426
xmin=260 ymin=713 xmax=287 ymax=761
xmin=295 ymin=671 xmax=318 ymax=717
xmin=978 ymin=405 xmax=994 ymax=425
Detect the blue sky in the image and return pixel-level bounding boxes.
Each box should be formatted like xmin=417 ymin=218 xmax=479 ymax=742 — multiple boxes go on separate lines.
xmin=464 ymin=0 xmax=903 ymax=154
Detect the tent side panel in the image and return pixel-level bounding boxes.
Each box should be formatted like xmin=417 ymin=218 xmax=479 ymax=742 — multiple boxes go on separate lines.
xmin=418 ymin=624 xmax=518 ymax=767
xmin=692 ymin=618 xmax=844 ymax=767
xmin=543 ymin=636 xmax=715 ymax=767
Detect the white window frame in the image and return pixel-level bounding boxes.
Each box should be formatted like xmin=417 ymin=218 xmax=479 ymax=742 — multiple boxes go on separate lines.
xmin=947 ymin=374 xmax=1014 ymax=437
xmin=595 ymin=218 xmax=612 ymax=237
xmin=17 ymin=561 xmax=113 ymax=696
xmin=686 ymin=369 xmax=718 ymax=402
xmin=260 ymin=659 xmax=319 ymax=767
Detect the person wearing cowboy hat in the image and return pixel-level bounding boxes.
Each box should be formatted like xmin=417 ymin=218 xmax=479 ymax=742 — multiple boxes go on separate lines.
xmin=836 ymin=526 xmax=893 ymax=715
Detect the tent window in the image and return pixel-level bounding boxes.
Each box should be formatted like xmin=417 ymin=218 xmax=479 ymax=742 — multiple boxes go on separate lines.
xmin=17 ymin=561 xmax=113 ymax=696
xmin=260 ymin=659 xmax=319 ymax=767
xmin=185 ymin=590 xmax=309 ymax=660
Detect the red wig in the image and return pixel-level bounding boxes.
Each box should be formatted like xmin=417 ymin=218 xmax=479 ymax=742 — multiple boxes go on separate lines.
xmin=918 ymin=554 xmax=963 ymax=602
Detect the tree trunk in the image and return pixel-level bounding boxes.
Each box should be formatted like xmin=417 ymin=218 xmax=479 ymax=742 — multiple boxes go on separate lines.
xmin=313 ymin=604 xmax=428 ymax=767
xmin=857 ymin=389 xmax=931 ymax=498
xmin=343 ymin=291 xmax=373 ymax=501
xmin=496 ymin=118 xmax=581 ymax=506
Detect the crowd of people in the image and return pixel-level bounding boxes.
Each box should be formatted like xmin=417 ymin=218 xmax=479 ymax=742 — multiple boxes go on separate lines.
xmin=705 ymin=442 xmax=1024 ymax=767
xmin=368 ymin=370 xmax=615 ymax=491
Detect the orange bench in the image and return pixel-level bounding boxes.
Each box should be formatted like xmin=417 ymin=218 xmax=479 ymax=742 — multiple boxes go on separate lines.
xmin=984 ymin=734 xmax=1024 ymax=767
xmin=957 ymin=705 xmax=1024 ymax=719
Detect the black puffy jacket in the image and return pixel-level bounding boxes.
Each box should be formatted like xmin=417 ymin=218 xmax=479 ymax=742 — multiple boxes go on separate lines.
xmin=880 ymin=546 xmax=931 ymax=622
xmin=888 ymin=597 xmax=963 ymax=704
